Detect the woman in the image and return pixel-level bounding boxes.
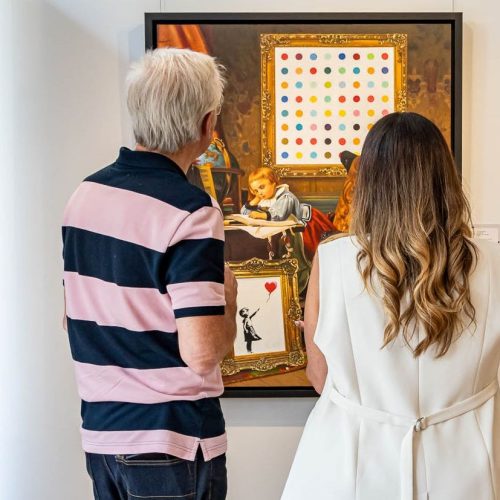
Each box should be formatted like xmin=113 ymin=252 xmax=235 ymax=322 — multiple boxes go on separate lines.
xmin=282 ymin=112 xmax=500 ymax=500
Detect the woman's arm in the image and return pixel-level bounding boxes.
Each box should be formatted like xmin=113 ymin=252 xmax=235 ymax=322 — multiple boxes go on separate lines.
xmin=304 ymin=252 xmax=328 ymax=394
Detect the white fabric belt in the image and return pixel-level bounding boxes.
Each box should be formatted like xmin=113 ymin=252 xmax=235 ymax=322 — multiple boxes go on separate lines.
xmin=329 ymin=379 xmax=498 ymax=500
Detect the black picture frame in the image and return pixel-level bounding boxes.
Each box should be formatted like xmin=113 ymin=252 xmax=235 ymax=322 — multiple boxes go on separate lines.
xmin=144 ymin=12 xmax=463 ymax=398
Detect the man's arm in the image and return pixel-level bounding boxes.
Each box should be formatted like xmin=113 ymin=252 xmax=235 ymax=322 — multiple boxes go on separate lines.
xmin=177 ymin=265 xmax=237 ymax=375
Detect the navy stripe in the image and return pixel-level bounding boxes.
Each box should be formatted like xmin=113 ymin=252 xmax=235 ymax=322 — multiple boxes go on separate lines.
xmin=85 ymin=164 xmax=212 ymax=214
xmin=166 ymin=239 xmax=224 ymax=285
xmin=67 ymin=318 xmax=184 ymax=369
xmin=174 ymin=306 xmax=225 ymax=319
xmin=63 ymin=227 xmax=166 ymax=291
xmin=81 ymin=399 xmax=225 ymax=438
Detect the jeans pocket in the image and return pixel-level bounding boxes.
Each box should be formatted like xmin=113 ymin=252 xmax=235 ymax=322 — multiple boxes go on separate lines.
xmin=116 ymin=454 xmax=195 ymax=499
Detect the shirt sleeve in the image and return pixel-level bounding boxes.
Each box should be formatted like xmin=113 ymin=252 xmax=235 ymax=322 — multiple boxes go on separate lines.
xmin=268 ymin=193 xmax=299 ymax=221
xmin=165 ymin=203 xmax=226 ymax=319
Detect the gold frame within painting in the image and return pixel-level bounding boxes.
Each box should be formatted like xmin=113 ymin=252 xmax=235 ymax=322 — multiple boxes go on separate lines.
xmin=261 ymin=33 xmax=408 ymax=178
xmin=221 ymin=258 xmax=305 ymax=381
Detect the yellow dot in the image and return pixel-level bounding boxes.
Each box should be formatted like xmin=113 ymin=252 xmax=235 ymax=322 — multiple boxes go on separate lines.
xmin=295 ymin=67 xmax=303 ymax=74
xmin=324 ymin=110 xmax=332 ymax=117
xmin=281 ymin=124 xmax=288 ymax=131
xmin=382 ymin=95 xmax=389 ymax=102
xmin=367 ymin=123 xmax=374 ymax=129
xmin=367 ymin=109 xmax=375 ymax=117
xmin=367 ymin=67 xmax=375 ymax=74
xmin=282 ymin=138 xmax=288 ymax=145
xmin=353 ymin=138 xmax=360 ymax=145
xmin=354 ymin=151 xmax=360 ymax=155
xmin=353 ymin=81 xmax=360 ymax=88
xmin=296 ymin=152 xmax=303 ymax=159
xmin=296 ymin=110 xmax=303 ymax=117
xmin=309 ymin=95 xmax=317 ymax=103
xmin=281 ymin=82 xmax=288 ymax=89
xmin=339 ymin=109 xmax=346 ymax=117
xmin=324 ymin=81 xmax=332 ymax=88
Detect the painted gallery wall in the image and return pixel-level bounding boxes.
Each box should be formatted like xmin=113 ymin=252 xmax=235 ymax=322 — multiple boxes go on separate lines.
xmin=1 ymin=0 xmax=498 ymax=499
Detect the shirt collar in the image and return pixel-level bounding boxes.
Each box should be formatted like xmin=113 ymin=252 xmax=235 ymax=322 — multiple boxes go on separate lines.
xmin=115 ymin=147 xmax=187 ymax=179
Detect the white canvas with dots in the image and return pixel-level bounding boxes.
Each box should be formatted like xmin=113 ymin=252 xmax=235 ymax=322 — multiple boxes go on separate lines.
xmin=275 ymin=47 xmax=395 ymax=164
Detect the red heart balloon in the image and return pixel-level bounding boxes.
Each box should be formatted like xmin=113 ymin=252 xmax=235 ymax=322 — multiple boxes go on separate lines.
xmin=265 ymin=281 xmax=277 ymax=294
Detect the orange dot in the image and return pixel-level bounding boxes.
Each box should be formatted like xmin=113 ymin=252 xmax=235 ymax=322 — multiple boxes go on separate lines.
xmin=296 ymin=110 xmax=303 ymax=117
xmin=367 ymin=123 xmax=374 ymax=129
xmin=353 ymin=138 xmax=360 ymax=145
xmin=353 ymin=81 xmax=360 ymax=88
xmin=382 ymin=95 xmax=389 ymax=102
xmin=281 ymin=82 xmax=288 ymax=89
xmin=367 ymin=67 xmax=375 ymax=74
xmin=367 ymin=109 xmax=375 ymax=117
xmin=281 ymin=124 xmax=288 ymax=131
xmin=295 ymin=67 xmax=303 ymax=74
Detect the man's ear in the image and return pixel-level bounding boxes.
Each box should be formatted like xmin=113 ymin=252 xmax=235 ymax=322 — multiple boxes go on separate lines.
xmin=201 ymin=111 xmax=215 ymax=137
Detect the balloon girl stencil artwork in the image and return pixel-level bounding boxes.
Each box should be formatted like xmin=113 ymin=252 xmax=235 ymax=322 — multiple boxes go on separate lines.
xmin=234 ymin=276 xmax=286 ymax=357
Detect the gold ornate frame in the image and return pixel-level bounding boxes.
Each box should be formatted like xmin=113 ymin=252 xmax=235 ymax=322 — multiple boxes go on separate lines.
xmin=221 ymin=258 xmax=305 ymax=378
xmin=261 ymin=33 xmax=408 ymax=178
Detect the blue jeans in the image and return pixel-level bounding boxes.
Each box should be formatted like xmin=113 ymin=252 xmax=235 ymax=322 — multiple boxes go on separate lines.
xmin=85 ymin=450 xmax=227 ymax=500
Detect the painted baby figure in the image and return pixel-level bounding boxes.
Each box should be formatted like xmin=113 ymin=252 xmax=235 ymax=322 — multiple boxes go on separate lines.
xmin=240 ymin=167 xmax=303 ymax=222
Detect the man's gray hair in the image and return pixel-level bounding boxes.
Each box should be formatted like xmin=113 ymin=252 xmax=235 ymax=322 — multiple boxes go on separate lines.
xmin=126 ymin=48 xmax=225 ymax=154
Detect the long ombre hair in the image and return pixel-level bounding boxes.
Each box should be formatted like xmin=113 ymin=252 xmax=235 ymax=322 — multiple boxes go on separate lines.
xmin=351 ymin=112 xmax=477 ymax=357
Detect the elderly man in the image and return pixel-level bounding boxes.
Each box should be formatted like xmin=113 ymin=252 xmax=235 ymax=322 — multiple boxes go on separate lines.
xmin=62 ymin=48 xmax=237 ymax=500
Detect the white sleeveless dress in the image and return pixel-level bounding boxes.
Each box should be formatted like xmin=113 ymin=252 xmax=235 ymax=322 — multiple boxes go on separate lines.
xmin=282 ymin=237 xmax=500 ymax=500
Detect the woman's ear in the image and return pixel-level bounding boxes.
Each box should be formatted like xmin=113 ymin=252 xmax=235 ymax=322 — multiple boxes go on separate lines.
xmin=201 ymin=111 xmax=216 ymax=138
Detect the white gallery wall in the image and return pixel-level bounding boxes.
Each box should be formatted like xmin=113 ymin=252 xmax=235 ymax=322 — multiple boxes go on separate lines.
xmin=1 ymin=1 xmax=498 ymax=499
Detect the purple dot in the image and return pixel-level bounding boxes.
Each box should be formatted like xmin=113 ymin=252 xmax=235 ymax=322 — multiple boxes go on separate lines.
xmin=325 ymin=124 xmax=332 ymax=131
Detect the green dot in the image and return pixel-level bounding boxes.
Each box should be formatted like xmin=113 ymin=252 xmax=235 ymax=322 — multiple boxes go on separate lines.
xmin=382 ymin=81 xmax=389 ymax=88
xmin=324 ymin=67 xmax=331 ymax=74
xmin=367 ymin=53 xmax=375 ymax=60
xmin=339 ymin=67 xmax=346 ymax=74
xmin=324 ymin=96 xmax=331 ymax=103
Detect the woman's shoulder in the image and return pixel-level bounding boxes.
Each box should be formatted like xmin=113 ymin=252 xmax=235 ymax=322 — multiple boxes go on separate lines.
xmin=318 ymin=233 xmax=360 ymax=259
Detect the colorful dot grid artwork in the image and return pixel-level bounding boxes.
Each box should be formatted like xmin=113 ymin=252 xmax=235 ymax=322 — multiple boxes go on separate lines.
xmin=275 ymin=47 xmax=395 ymax=165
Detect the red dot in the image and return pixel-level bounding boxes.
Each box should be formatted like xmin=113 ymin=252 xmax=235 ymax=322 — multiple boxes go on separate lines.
xmin=339 ymin=138 xmax=346 ymax=146
xmin=367 ymin=95 xmax=375 ymax=102
xmin=339 ymin=95 xmax=346 ymax=103
xmin=281 ymin=53 xmax=288 ymax=60
xmin=310 ymin=138 xmax=317 ymax=145
xmin=353 ymin=95 xmax=360 ymax=102
xmin=296 ymin=138 xmax=303 ymax=145
xmin=382 ymin=52 xmax=389 ymax=60
xmin=353 ymin=53 xmax=360 ymax=60
xmin=296 ymin=96 xmax=303 ymax=103
xmin=310 ymin=67 xmax=317 ymax=74
xmin=296 ymin=53 xmax=303 ymax=60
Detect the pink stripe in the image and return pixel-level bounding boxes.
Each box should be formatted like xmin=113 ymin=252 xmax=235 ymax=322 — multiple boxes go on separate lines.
xmin=64 ymin=271 xmax=176 ymax=332
xmin=63 ymin=181 xmax=189 ymax=252
xmin=170 ymin=206 xmax=224 ymax=246
xmin=81 ymin=429 xmax=227 ymax=460
xmin=74 ymin=361 xmax=223 ymax=404
xmin=167 ymin=281 xmax=225 ymax=311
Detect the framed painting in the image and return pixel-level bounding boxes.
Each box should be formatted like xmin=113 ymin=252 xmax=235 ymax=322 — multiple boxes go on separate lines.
xmin=145 ymin=13 xmax=462 ymax=397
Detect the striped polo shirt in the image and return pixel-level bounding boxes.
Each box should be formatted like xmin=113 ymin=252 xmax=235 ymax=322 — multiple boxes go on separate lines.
xmin=62 ymin=147 xmax=226 ymax=461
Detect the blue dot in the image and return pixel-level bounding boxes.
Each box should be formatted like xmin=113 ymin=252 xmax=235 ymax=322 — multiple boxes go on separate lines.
xmin=281 ymin=152 xmax=289 ymax=159
xmin=367 ymin=81 xmax=375 ymax=88
xmin=310 ymin=152 xmax=318 ymax=159
xmin=339 ymin=124 xmax=346 ymax=131
xmin=296 ymin=123 xmax=303 ymax=131
xmin=353 ymin=67 xmax=360 ymax=74
xmin=281 ymin=96 xmax=288 ymax=103
xmin=295 ymin=81 xmax=303 ymax=89
xmin=382 ymin=67 xmax=389 ymax=74
xmin=281 ymin=68 xmax=288 ymax=75
xmin=339 ymin=81 xmax=346 ymax=88
xmin=310 ymin=110 xmax=318 ymax=117
xmin=310 ymin=53 xmax=317 ymax=60
xmin=339 ymin=53 xmax=346 ymax=60
xmin=281 ymin=110 xmax=289 ymax=117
